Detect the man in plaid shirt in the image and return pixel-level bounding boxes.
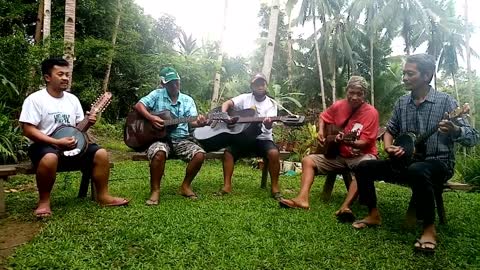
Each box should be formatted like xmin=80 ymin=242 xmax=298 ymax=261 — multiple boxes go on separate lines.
xmin=351 ymin=54 xmax=478 ymax=253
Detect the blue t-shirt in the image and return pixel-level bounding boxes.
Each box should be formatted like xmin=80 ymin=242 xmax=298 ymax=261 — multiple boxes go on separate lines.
xmin=139 ymin=88 xmax=198 ymax=139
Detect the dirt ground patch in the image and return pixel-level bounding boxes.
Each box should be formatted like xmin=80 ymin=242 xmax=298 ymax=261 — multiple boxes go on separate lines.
xmin=0 ymin=219 xmax=42 ymax=269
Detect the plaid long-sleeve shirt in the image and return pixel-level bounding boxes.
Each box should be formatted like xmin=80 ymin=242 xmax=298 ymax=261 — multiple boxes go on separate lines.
xmin=386 ymin=87 xmax=479 ymax=174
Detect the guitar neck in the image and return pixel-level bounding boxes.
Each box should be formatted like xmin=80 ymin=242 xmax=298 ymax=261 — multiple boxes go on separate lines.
xmin=164 ymin=116 xmax=198 ymax=126
xmin=76 ymin=118 xmax=91 ymax=132
xmin=236 ymin=116 xmax=281 ymax=123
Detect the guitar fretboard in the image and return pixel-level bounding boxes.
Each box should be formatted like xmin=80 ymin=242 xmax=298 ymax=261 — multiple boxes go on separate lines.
xmin=235 ymin=116 xmax=282 ymax=123
xmin=164 ymin=117 xmax=198 ymax=126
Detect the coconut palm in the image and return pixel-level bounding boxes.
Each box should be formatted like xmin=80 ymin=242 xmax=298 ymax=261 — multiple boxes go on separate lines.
xmin=64 ymin=0 xmax=76 ymax=88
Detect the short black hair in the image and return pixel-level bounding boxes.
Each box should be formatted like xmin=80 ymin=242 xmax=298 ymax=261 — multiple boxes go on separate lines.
xmin=41 ymin=58 xmax=69 ymax=76
xmin=406 ymin=54 xmax=436 ymax=83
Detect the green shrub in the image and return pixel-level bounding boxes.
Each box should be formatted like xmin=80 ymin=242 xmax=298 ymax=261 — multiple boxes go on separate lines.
xmin=454 ymin=147 xmax=480 ymax=186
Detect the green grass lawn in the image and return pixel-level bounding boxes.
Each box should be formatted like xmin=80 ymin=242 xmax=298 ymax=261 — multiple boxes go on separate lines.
xmin=4 ymin=160 xmax=480 ymax=269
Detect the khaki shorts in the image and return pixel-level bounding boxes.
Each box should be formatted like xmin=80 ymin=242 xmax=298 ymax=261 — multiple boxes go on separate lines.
xmin=307 ymin=154 xmax=377 ymax=175
xmin=147 ymin=139 xmax=206 ymax=162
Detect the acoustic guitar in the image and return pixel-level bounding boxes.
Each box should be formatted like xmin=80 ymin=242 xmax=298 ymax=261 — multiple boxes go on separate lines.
xmin=314 ymin=123 xmax=359 ymax=159
xmin=123 ymin=110 xmax=227 ymax=151
xmin=50 ymin=92 xmax=112 ymax=157
xmin=193 ymin=108 xmax=305 ymax=152
xmin=392 ymin=103 xmax=470 ymax=167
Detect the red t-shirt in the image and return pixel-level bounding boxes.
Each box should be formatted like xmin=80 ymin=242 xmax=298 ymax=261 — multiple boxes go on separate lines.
xmin=321 ymin=99 xmax=379 ymax=158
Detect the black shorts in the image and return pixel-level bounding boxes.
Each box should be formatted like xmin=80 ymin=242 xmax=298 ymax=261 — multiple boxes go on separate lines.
xmin=28 ymin=143 xmax=101 ymax=172
xmin=226 ymin=139 xmax=278 ymax=162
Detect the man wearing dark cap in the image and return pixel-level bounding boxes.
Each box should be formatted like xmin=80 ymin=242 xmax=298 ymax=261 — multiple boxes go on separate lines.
xmin=279 ymin=76 xmax=379 ymax=221
xmin=134 ymin=67 xmax=208 ymax=205
xmin=217 ymin=73 xmax=282 ymax=200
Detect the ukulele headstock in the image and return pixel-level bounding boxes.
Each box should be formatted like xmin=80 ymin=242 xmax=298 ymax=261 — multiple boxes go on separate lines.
xmin=447 ymin=103 xmax=470 ymax=123
xmin=280 ymin=115 xmax=305 ymax=126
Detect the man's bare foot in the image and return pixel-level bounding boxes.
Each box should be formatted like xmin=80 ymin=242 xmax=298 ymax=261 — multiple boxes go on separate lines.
xmin=179 ymin=186 xmax=198 ymax=200
xmin=352 ymin=215 xmax=381 ymax=229
xmin=97 ymin=195 xmax=129 ymax=207
xmin=414 ymin=225 xmax=437 ymax=252
xmin=34 ymin=201 xmax=52 ymax=218
xmin=278 ymin=198 xmax=309 ymax=210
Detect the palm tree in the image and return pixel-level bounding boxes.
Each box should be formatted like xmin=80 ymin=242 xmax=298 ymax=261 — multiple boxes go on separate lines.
xmin=211 ymin=0 xmax=228 ymax=109
xmin=35 ymin=0 xmax=44 ymax=43
xmin=288 ymin=0 xmax=342 ymax=111
xmin=102 ymin=0 xmax=122 ymax=93
xmin=262 ymin=0 xmax=280 ymax=82
xmin=348 ymin=0 xmax=390 ymax=106
xmin=43 ymin=0 xmax=51 ymax=44
xmin=64 ymin=0 xmax=76 ymax=89
xmin=464 ymin=0 xmax=475 ymax=128
xmin=178 ymin=30 xmax=199 ymax=56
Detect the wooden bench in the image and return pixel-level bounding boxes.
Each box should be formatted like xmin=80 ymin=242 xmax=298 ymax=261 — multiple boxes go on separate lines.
xmin=132 ymin=151 xmax=292 ymax=189
xmin=0 ymin=166 xmax=17 ymax=217
xmin=0 ymin=162 xmax=113 ymax=218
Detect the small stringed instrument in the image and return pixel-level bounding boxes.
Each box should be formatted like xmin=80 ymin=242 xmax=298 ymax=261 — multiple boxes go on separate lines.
xmin=123 ymin=110 xmax=227 ymax=151
xmin=193 ymin=108 xmax=305 ymax=152
xmin=50 ymin=92 xmax=112 ymax=157
xmin=314 ymin=123 xmax=359 ymax=159
xmin=392 ymin=103 xmax=470 ymax=167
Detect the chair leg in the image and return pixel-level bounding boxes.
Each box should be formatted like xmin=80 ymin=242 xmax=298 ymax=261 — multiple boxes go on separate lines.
xmin=342 ymin=172 xmax=353 ymax=191
xmin=78 ymin=170 xmax=91 ymax=198
xmin=321 ymin=174 xmax=337 ymax=202
xmin=261 ymin=157 xmax=269 ymax=189
xmin=435 ymin=189 xmax=446 ymax=225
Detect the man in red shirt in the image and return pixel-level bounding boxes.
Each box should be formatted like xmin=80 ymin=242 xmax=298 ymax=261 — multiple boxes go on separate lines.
xmin=279 ymin=76 xmax=379 ymax=221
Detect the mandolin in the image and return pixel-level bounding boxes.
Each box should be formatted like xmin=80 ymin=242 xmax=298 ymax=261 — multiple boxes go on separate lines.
xmin=50 ymin=92 xmax=112 ymax=157
xmin=392 ymin=103 xmax=470 ymax=166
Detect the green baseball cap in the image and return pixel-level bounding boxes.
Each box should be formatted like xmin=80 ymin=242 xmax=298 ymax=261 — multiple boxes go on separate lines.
xmin=160 ymin=67 xmax=180 ymax=84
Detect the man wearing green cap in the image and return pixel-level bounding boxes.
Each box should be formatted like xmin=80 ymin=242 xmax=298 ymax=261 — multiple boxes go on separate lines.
xmin=134 ymin=67 xmax=208 ymax=205
xmin=216 ymin=73 xmax=282 ymax=200
xmin=279 ymin=76 xmax=379 ymax=221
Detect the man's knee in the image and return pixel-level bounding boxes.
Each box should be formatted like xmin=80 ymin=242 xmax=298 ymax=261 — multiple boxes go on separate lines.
xmin=93 ymin=148 xmax=108 ymax=162
xmin=301 ymin=156 xmax=316 ymax=168
xmin=266 ymin=148 xmax=279 ymax=161
xmin=192 ymin=152 xmax=206 ymax=162
xmin=152 ymin=151 xmax=167 ymax=163
xmin=38 ymin=153 xmax=59 ymax=170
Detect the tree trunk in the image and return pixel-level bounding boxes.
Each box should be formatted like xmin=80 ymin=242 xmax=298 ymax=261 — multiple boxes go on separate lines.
xmin=261 ymin=0 xmax=280 ymax=82
xmin=313 ymin=10 xmax=326 ymax=111
xmin=332 ymin=65 xmax=336 ymax=103
xmin=465 ymin=0 xmax=475 ymax=128
xmin=370 ymin=35 xmax=375 ymax=106
xmin=211 ymin=0 xmax=228 ymax=109
xmin=64 ymin=0 xmax=76 ymax=89
xmin=452 ymin=72 xmax=459 ymax=103
xmin=102 ymin=0 xmax=122 ymax=93
xmin=35 ymin=0 xmax=44 ymax=43
xmin=43 ymin=0 xmax=51 ymax=43
xmin=287 ymin=14 xmax=293 ymax=91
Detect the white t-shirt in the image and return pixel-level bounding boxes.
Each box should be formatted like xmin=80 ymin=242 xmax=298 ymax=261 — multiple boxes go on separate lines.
xmin=19 ymin=88 xmax=84 ymax=136
xmin=231 ymin=93 xmax=277 ymax=141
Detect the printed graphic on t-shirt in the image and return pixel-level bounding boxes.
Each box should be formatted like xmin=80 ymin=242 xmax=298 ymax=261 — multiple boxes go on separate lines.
xmin=51 ymin=112 xmax=71 ymax=125
xmin=351 ymin=123 xmax=364 ymax=136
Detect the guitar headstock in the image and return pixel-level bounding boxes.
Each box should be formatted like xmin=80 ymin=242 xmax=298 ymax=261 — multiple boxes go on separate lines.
xmin=280 ymin=115 xmax=305 ymax=126
xmin=447 ymin=103 xmax=470 ymax=122
xmin=90 ymin=92 xmax=113 ymax=114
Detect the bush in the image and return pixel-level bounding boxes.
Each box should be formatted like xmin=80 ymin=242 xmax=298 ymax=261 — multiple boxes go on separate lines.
xmin=0 ymin=114 xmax=28 ymax=164
xmin=454 ymin=147 xmax=480 ymax=186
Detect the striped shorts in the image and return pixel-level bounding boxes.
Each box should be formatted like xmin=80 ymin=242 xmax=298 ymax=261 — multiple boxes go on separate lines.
xmin=146 ymin=139 xmax=206 ymax=162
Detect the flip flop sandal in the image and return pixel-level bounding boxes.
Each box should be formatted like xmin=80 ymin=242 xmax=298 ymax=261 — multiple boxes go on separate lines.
xmin=336 ymin=210 xmax=356 ymax=223
xmin=352 ymin=220 xmax=381 ymax=229
xmin=414 ymin=239 xmax=437 ymax=254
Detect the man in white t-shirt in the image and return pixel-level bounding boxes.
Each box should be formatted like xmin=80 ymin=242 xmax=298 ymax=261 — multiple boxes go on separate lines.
xmin=216 ymin=73 xmax=282 ymax=200
xmin=19 ymin=58 xmax=128 ymax=218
